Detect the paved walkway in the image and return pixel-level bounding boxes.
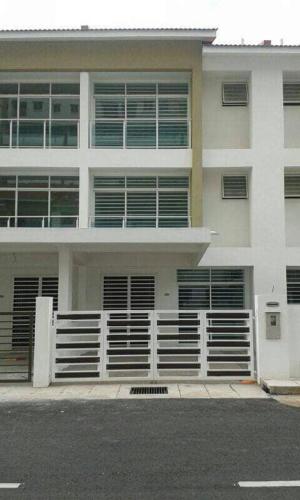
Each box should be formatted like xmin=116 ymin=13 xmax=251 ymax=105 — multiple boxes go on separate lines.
xmin=0 ymin=383 xmax=269 ymax=401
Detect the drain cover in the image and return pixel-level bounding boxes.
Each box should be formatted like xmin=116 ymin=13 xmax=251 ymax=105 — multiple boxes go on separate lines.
xmin=130 ymin=386 xmax=168 ymax=395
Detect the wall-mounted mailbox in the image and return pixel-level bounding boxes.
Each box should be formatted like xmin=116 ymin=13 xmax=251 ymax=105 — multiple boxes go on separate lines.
xmin=266 ymin=311 xmax=281 ymax=339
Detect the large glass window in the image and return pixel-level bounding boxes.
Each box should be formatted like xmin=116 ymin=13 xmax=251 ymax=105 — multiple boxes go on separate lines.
xmin=0 ymin=83 xmax=80 ymax=148
xmin=93 ymin=176 xmax=189 ymax=228
xmin=92 ymin=82 xmax=190 ymax=149
xmin=0 ymin=175 xmax=79 ymax=227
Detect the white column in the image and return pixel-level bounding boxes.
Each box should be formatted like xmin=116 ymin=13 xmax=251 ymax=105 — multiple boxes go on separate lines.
xmin=79 ymin=71 xmax=90 ymax=228
xmin=58 ymin=247 xmax=73 ymax=310
xmin=77 ymin=265 xmax=87 ymax=309
xmin=250 ymin=67 xmax=286 ymax=296
xmin=33 ymin=297 xmax=53 ymax=388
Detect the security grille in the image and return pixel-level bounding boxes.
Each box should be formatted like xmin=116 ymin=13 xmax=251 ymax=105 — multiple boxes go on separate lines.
xmin=283 ymin=83 xmax=300 ymax=104
xmin=287 ymin=268 xmax=300 ymax=304
xmin=284 ymin=175 xmax=300 ymax=198
xmin=178 ymin=268 xmax=245 ymax=310
xmin=222 ymin=176 xmax=248 ymax=199
xmin=93 ymin=176 xmax=189 ymax=228
xmin=222 ymin=82 xmax=248 ymax=106
xmin=13 ymin=276 xmax=58 ymax=346
xmin=103 ymin=276 xmax=155 ymax=310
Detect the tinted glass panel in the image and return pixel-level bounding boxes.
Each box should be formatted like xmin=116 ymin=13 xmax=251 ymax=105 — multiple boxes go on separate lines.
xmin=19 ymin=99 xmax=49 ymax=119
xmin=20 ymin=83 xmax=50 ymax=95
xmin=0 ymin=191 xmax=15 ymax=215
xmin=0 ymin=84 xmax=18 ymax=95
xmin=50 ymin=176 xmax=79 ymax=188
xmin=17 ymin=191 xmax=48 ymax=216
xmin=49 ymin=122 xmax=78 ymax=147
xmin=51 ymin=98 xmax=79 ymax=119
xmin=50 ymin=191 xmax=79 ymax=215
xmin=0 ymin=98 xmax=17 ymax=118
xmin=17 ymin=122 xmax=44 ymax=147
xmin=18 ymin=176 xmax=49 ymax=188
xmin=0 ymin=122 xmax=11 ymax=147
xmin=51 ymin=83 xmax=80 ymax=95
xmin=0 ymin=176 xmax=16 ymax=188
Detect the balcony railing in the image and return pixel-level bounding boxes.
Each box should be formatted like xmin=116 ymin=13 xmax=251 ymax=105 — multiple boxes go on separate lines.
xmin=89 ymin=216 xmax=191 ymax=228
xmin=90 ymin=120 xmax=191 ymax=149
xmin=0 ymin=216 xmax=79 ymax=228
xmin=0 ymin=120 xmax=79 ymax=148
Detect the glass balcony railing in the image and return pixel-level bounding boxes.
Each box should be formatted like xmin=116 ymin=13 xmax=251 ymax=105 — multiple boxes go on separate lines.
xmin=0 ymin=120 xmax=79 ymax=148
xmin=89 ymin=216 xmax=191 ymax=228
xmin=0 ymin=216 xmax=79 ymax=228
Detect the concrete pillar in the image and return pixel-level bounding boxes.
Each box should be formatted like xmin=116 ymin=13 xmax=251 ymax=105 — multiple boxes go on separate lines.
xmin=255 ymin=294 xmax=290 ymax=380
xmin=58 ymin=247 xmax=73 ymax=310
xmin=79 ymin=71 xmax=90 ymax=228
xmin=33 ymin=297 xmax=53 ymax=388
xmin=250 ymin=67 xmax=286 ymax=296
xmin=77 ymin=265 xmax=87 ymax=309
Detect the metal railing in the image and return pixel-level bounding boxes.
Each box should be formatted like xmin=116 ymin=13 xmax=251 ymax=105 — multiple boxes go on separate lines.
xmin=0 ymin=311 xmax=34 ymax=382
xmin=89 ymin=215 xmax=191 ymax=228
xmin=0 ymin=215 xmax=79 ymax=228
xmin=0 ymin=119 xmax=79 ymax=148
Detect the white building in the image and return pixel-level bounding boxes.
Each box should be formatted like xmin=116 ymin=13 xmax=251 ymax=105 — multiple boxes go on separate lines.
xmin=0 ymin=27 xmax=299 ymax=384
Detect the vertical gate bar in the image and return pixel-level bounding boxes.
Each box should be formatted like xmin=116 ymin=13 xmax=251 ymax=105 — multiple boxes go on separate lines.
xmin=101 ymin=311 xmax=108 ymax=380
xmin=248 ymin=310 xmax=255 ymax=378
xmin=151 ymin=310 xmax=157 ymax=380
xmin=200 ymin=311 xmax=207 ymax=379
xmin=27 ymin=312 xmax=34 ymax=382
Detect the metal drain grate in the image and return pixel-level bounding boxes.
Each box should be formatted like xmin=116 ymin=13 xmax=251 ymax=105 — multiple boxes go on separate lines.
xmin=130 ymin=386 xmax=168 ymax=395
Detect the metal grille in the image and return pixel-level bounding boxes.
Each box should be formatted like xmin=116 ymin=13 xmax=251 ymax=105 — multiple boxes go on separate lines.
xmin=222 ymin=176 xmax=248 ymax=199
xmin=103 ymin=275 xmax=155 ymax=311
xmin=287 ymin=268 xmax=300 ymax=304
xmin=205 ymin=311 xmax=253 ymax=377
xmin=130 ymin=386 xmax=168 ymax=395
xmin=222 ymin=82 xmax=248 ymax=106
xmin=0 ymin=311 xmax=34 ymax=382
xmin=284 ymin=175 xmax=300 ymax=198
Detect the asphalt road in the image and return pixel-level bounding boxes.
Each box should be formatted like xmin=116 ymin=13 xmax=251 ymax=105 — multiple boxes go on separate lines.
xmin=0 ymin=398 xmax=300 ymax=499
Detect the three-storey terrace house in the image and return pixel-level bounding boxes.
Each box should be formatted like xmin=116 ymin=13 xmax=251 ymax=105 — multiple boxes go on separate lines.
xmin=0 ymin=28 xmax=299 ymax=384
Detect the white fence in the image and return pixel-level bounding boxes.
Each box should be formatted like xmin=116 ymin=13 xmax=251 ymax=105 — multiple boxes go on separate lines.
xmin=52 ymin=309 xmax=254 ymax=382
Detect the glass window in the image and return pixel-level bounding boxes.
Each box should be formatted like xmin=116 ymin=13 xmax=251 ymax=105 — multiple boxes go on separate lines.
xmin=127 ymin=98 xmax=156 ymax=118
xmin=20 ymin=83 xmax=50 ymax=95
xmin=0 ymin=122 xmax=11 ymax=147
xmin=51 ymin=98 xmax=79 ymax=119
xmin=50 ymin=191 xmax=79 ymax=215
xmin=0 ymin=98 xmax=17 ymax=118
xmin=49 ymin=122 xmax=78 ymax=147
xmin=126 ymin=122 xmax=156 ymax=148
xmin=0 ymin=176 xmax=16 ymax=188
xmin=19 ymin=98 xmax=49 ymax=119
xmin=18 ymin=176 xmax=49 ymax=188
xmin=17 ymin=191 xmax=48 ymax=216
xmin=0 ymin=83 xmax=18 ymax=95
xmin=50 ymin=176 xmax=79 ymax=189
xmin=0 ymin=191 xmax=15 ymax=215
xmin=51 ymin=83 xmax=80 ymax=95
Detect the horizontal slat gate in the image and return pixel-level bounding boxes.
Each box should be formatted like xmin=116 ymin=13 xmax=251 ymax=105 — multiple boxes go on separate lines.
xmin=53 ymin=309 xmax=254 ymax=382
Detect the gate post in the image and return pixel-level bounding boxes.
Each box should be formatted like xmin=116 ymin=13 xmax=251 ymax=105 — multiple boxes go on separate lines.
xmin=33 ymin=297 xmax=53 ymax=388
xmin=200 ymin=311 xmax=207 ymax=378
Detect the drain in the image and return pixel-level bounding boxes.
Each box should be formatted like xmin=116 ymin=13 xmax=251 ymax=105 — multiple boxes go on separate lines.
xmin=130 ymin=386 xmax=168 ymax=395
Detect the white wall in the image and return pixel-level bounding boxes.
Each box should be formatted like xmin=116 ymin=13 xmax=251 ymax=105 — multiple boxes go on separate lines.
xmin=202 ymin=73 xmax=250 ymax=149
xmin=285 ymin=198 xmax=300 ymax=246
xmin=288 ymin=306 xmax=300 ymax=376
xmin=202 ymin=169 xmax=250 ymax=247
xmin=284 ymin=107 xmax=300 ymax=148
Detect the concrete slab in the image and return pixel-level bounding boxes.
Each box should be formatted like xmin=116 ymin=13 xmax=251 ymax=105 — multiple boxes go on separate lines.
xmin=205 ymin=384 xmax=240 ymax=398
xmin=178 ymin=384 xmax=209 ymax=398
xmin=231 ymin=383 xmax=269 ymax=399
xmin=263 ymin=379 xmax=300 ymax=395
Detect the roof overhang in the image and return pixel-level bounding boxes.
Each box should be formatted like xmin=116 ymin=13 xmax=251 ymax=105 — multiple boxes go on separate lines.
xmin=0 ymin=227 xmax=211 ymax=260
xmin=0 ymin=28 xmax=217 ymax=43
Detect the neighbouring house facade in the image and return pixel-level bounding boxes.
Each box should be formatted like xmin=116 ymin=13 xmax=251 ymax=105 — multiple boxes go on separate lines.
xmin=0 ymin=27 xmax=300 ymax=384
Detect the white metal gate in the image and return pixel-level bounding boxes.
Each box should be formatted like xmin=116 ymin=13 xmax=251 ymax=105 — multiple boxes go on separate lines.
xmin=53 ymin=309 xmax=254 ymax=382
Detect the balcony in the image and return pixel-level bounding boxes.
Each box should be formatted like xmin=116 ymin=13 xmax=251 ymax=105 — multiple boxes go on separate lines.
xmin=0 ymin=216 xmax=79 ymax=228
xmin=0 ymin=120 xmax=79 ymax=148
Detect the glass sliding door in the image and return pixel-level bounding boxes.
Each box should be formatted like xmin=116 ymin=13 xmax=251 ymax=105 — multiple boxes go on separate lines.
xmin=17 ymin=191 xmax=48 ymax=227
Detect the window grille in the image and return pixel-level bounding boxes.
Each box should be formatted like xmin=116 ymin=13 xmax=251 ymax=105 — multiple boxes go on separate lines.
xmin=222 ymin=82 xmax=248 ymax=106
xmin=284 ymin=175 xmax=300 ymax=198
xmin=287 ymin=269 xmax=300 ymax=304
xmin=283 ymin=83 xmax=300 ymax=105
xmin=103 ymin=275 xmax=155 ymax=310
xmin=177 ymin=268 xmax=245 ymax=310
xmin=93 ymin=82 xmax=190 ymax=149
xmin=93 ymin=176 xmax=189 ymax=228
xmin=222 ymin=175 xmax=248 ymax=199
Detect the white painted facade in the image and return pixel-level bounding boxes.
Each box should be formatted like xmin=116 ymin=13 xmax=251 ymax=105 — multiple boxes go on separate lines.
xmin=2 ymin=30 xmax=300 ymax=382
